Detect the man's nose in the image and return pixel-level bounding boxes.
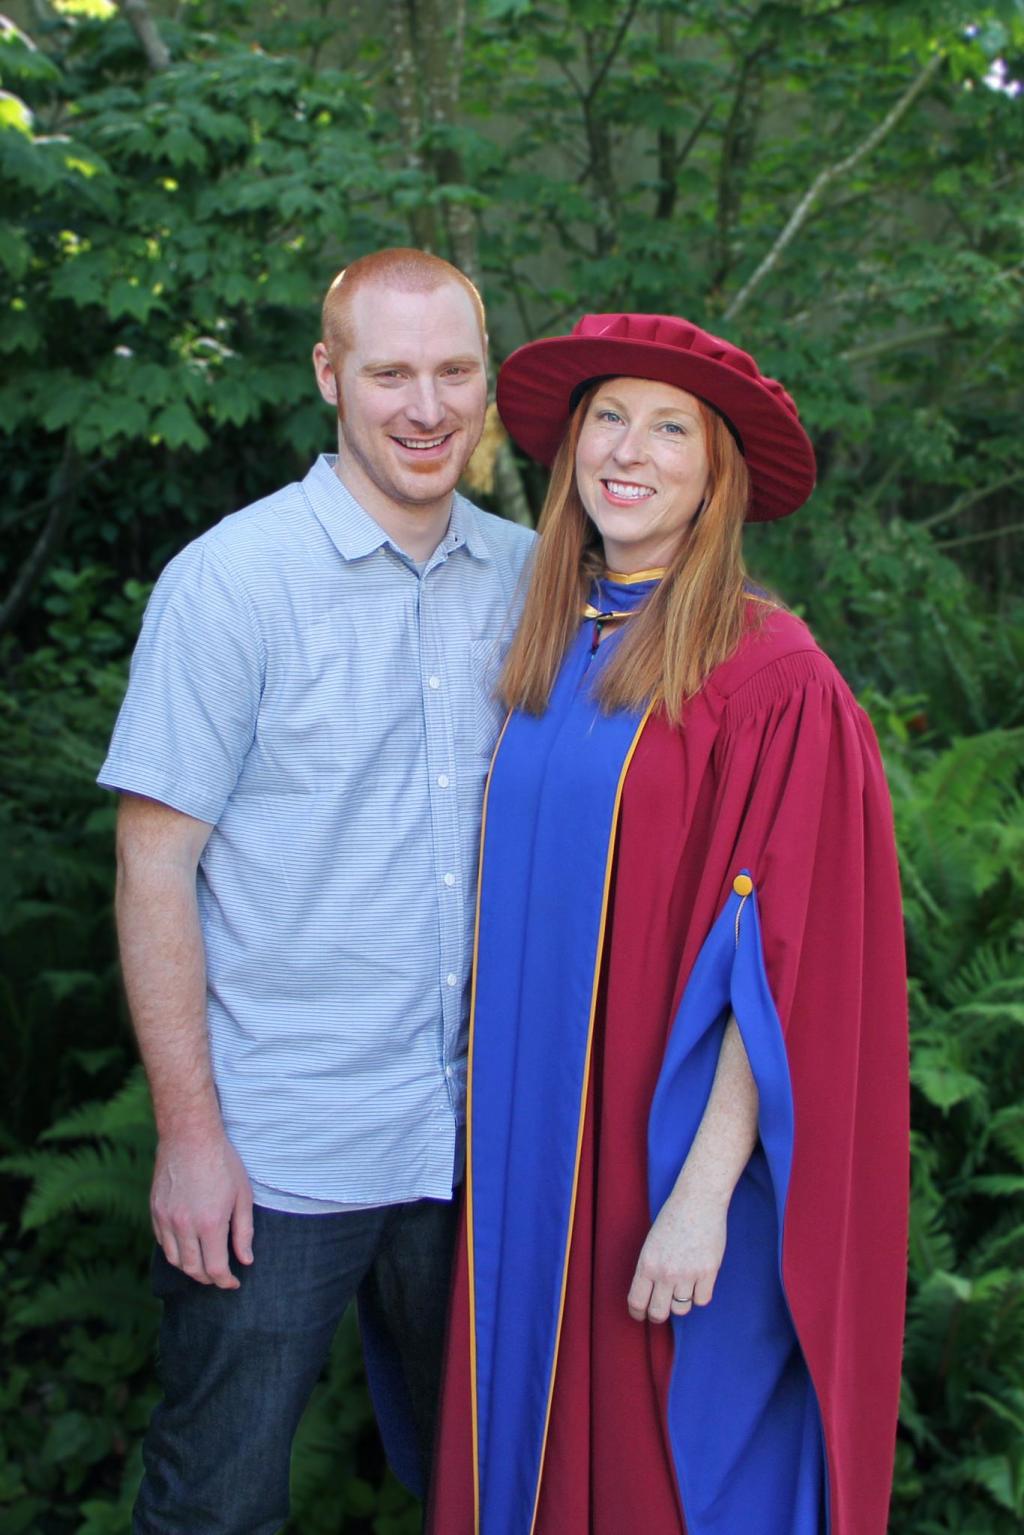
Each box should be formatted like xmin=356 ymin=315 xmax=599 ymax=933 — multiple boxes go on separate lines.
xmin=406 ymin=379 xmax=445 ymax=430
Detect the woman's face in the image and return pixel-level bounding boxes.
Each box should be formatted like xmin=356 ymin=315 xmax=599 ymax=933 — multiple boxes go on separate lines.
xmin=574 ymin=376 xmax=710 ymax=573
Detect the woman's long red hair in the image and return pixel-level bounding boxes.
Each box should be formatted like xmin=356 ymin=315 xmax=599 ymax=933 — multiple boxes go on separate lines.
xmin=499 ymin=388 xmax=754 ymax=726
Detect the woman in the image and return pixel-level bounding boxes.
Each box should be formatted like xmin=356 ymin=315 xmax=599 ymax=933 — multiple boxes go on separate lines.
xmin=428 ymin=314 xmax=908 ymax=1535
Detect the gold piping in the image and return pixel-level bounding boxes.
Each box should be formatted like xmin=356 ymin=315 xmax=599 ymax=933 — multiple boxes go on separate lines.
xmin=603 ymin=566 xmax=667 ymax=584
xmin=525 ymin=703 xmax=655 ymax=1535
xmin=466 ymin=711 xmax=512 ymax=1535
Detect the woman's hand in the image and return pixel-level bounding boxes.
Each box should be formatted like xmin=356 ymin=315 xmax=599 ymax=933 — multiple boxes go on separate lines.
xmin=628 ymin=1014 xmax=757 ymax=1324
xmin=627 ymin=1179 xmax=728 ymax=1323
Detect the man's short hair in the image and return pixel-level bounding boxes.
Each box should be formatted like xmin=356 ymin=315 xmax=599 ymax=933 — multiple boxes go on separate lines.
xmin=321 ymin=248 xmax=487 ymax=362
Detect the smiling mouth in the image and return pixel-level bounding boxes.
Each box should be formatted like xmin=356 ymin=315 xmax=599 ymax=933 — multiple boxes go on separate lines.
xmin=602 ymin=479 xmax=655 ymax=502
xmin=392 ymin=433 xmax=453 ymax=452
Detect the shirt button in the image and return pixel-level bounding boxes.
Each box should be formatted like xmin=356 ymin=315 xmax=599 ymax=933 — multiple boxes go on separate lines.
xmin=446 ymin=973 xmax=458 ymax=988
xmin=445 ymin=1065 xmax=453 ymax=1079
xmin=437 ymin=773 xmax=450 ymax=788
xmin=428 ymin=675 xmax=441 ymax=689
xmin=443 ymin=872 xmax=456 ymax=887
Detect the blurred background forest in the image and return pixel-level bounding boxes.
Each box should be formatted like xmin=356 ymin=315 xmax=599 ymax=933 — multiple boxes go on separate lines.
xmin=1 ymin=0 xmax=1023 ymax=1530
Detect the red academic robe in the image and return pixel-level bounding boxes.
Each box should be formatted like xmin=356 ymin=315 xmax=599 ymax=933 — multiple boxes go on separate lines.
xmin=429 ymin=607 xmax=908 ymax=1535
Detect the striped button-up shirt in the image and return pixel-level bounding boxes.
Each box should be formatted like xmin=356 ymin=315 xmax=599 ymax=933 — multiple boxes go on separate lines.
xmin=99 ymin=455 xmax=534 ymax=1206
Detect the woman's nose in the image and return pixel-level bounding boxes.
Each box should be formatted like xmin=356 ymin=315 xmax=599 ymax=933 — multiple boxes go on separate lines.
xmin=611 ymin=426 xmax=647 ymax=466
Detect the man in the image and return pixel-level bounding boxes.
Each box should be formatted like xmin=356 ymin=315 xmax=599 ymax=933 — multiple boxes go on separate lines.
xmin=99 ymin=248 xmax=534 ymax=1534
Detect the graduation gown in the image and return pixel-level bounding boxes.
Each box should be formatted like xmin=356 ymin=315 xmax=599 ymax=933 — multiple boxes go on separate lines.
xmin=428 ymin=597 xmax=908 ymax=1535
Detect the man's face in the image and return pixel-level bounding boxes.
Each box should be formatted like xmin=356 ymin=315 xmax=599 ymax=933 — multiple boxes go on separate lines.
xmin=314 ymin=281 xmax=488 ymax=522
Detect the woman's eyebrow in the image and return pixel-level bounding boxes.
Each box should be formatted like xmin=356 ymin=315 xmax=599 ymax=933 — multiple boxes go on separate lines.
xmin=595 ymin=392 xmax=700 ymax=422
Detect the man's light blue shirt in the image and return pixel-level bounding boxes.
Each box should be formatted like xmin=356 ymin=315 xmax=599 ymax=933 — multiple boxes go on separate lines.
xmin=99 ymin=455 xmax=534 ymax=1207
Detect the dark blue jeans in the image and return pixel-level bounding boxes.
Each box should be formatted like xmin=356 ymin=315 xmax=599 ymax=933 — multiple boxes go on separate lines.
xmin=133 ymin=1198 xmax=457 ymax=1535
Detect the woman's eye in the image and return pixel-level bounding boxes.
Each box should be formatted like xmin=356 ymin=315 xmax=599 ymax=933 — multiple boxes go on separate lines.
xmin=660 ymin=421 xmax=686 ymax=435
xmin=595 ymin=408 xmax=622 ymax=424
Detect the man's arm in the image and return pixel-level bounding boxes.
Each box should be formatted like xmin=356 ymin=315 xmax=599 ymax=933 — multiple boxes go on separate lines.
xmin=116 ymin=793 xmax=254 ymax=1289
xmin=627 ymin=1016 xmax=758 ymax=1323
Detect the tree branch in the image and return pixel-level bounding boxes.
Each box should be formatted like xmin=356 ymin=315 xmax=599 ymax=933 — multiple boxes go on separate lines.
xmin=657 ymin=99 xmax=715 ymax=221
xmin=674 ymin=98 xmax=716 ymax=177
xmin=392 ymin=1 xmax=528 ymax=524
xmin=840 ymin=322 xmax=952 ymax=365
xmin=585 ymin=0 xmax=642 ymax=106
xmin=579 ymin=27 xmax=622 ymax=258
xmin=655 ymin=10 xmax=677 ymax=221
xmin=919 ymin=471 xmax=1024 ymax=531
xmin=388 ymin=0 xmax=437 ymax=250
xmin=0 ymin=437 xmax=79 ymax=638
xmin=712 ymin=44 xmax=771 ymax=294
xmin=722 ymin=49 xmax=946 ymax=323
xmin=118 ymin=0 xmax=171 ymax=73
xmin=935 ymin=519 xmax=1024 ymax=550
xmin=555 ymin=56 xmax=587 ymax=102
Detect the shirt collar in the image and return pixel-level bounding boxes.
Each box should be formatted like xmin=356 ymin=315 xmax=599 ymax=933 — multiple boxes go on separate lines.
xmin=303 ymin=454 xmax=491 ymax=564
xmin=447 ymin=492 xmax=492 ymax=562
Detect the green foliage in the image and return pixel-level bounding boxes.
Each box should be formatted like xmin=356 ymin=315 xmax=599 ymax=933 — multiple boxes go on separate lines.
xmin=879 ymin=717 xmax=1024 ymax=1532
xmin=0 ymin=565 xmax=147 ymax=1154
xmin=748 ymin=504 xmax=1024 ymax=736
xmin=3 ymin=0 xmax=1022 ymax=612
xmin=0 ymin=1063 xmax=418 ymax=1531
xmin=0 ymin=1060 xmax=156 ymax=1531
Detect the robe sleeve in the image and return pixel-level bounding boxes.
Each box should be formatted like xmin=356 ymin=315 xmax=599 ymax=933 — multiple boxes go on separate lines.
xmin=705 ymin=646 xmax=909 ymax=1535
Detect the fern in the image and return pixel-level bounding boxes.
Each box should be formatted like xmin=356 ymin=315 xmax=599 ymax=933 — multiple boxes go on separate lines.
xmin=9 ymin=1263 xmax=155 ymax=1330
xmin=888 ymin=719 xmax=1024 ymax=1535
xmin=2 ymin=1142 xmax=151 ymax=1231
xmin=988 ymin=1106 xmax=1024 ymax=1170
xmin=40 ymin=1067 xmax=153 ymax=1144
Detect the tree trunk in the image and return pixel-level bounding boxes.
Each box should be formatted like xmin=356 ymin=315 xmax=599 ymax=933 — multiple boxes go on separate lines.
xmin=118 ymin=0 xmax=172 ymax=73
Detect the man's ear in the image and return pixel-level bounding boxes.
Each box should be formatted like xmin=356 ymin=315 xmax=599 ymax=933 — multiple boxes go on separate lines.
xmin=312 ymin=341 xmax=338 ymax=406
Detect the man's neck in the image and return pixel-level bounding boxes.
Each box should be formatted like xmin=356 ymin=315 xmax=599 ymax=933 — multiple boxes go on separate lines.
xmin=333 ymin=457 xmax=453 ymax=565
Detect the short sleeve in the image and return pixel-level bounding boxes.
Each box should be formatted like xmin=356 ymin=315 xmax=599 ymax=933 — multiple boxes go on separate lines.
xmin=98 ymin=539 xmax=265 ymax=824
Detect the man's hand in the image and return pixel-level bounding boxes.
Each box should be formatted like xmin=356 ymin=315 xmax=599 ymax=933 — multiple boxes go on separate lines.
xmin=627 ymin=1183 xmax=728 ymax=1324
xmin=151 ymin=1131 xmax=254 ymax=1289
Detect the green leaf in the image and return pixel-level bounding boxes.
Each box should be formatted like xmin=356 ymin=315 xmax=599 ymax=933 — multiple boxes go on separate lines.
xmin=208 ymin=372 xmax=259 ymax=427
xmin=51 ymin=0 xmax=117 ymax=16
xmin=0 ymin=89 xmax=32 ymax=136
xmin=106 ymin=277 xmax=160 ymax=322
xmin=160 ymin=125 xmax=208 ymax=170
xmin=0 ymin=305 xmax=41 ymax=354
xmin=966 ymin=1454 xmax=1023 ymax=1515
xmin=50 ymin=252 xmax=112 ymax=309
xmin=39 ymin=375 xmax=94 ymax=432
xmin=911 ymin=1048 xmax=985 ymax=1111
xmin=152 ymin=401 xmax=209 ymax=452
xmin=0 ymin=223 xmax=31 ymax=277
